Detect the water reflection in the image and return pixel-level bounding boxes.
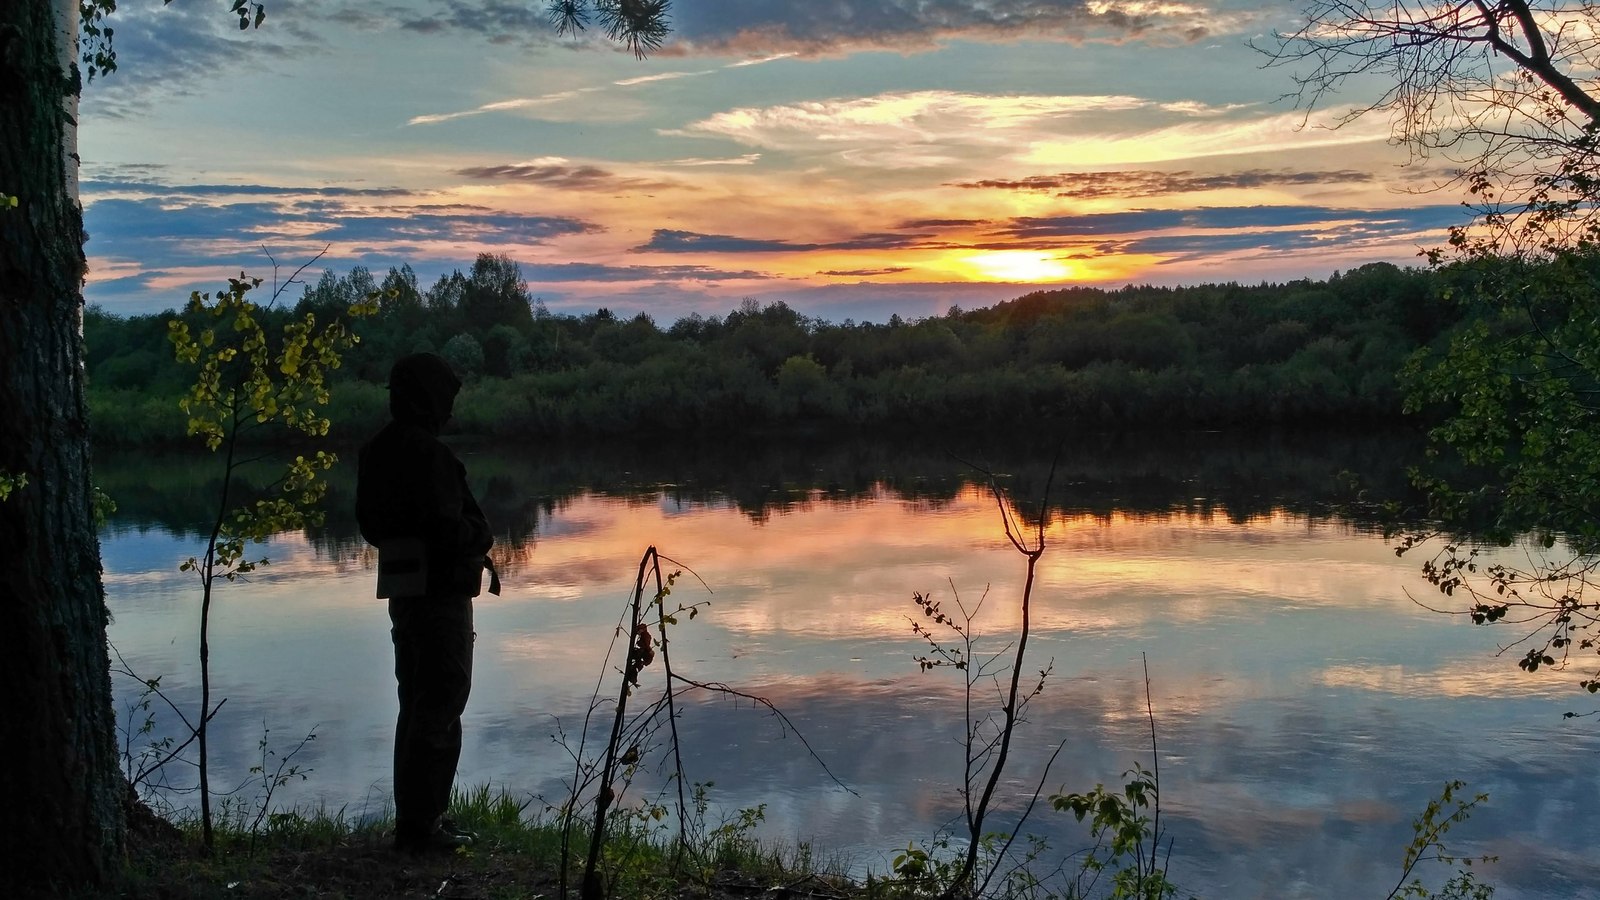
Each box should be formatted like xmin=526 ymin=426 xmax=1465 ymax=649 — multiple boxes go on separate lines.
xmin=95 ymin=429 xmax=1419 ymax=549
xmin=98 ymin=435 xmax=1600 ymax=900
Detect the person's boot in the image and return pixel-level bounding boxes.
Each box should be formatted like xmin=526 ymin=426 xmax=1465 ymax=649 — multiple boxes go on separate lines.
xmin=439 ymin=817 xmax=478 ymax=844
xmin=393 ymin=819 xmax=474 ymax=854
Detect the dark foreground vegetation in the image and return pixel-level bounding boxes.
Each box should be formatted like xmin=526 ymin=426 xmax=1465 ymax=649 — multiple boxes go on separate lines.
xmin=100 ymin=786 xmax=855 ymax=900
xmin=84 ymin=256 xmax=1454 ymax=447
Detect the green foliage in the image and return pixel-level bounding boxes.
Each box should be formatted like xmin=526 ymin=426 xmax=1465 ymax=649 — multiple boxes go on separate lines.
xmin=880 ymin=831 xmax=1054 ymax=899
xmin=166 ymin=275 xmax=360 ymax=575
xmin=1404 ymin=251 xmax=1600 ymax=542
xmin=701 ymin=796 xmax=767 ymax=872
xmin=870 ymin=760 xmax=1185 ymax=900
xmin=110 ymin=781 xmax=862 ymax=900
xmin=0 ymin=470 xmax=26 ymax=502
xmin=442 ymin=332 xmax=487 ymax=379
xmin=903 ymin=475 xmax=1060 ymax=900
xmin=1399 ymin=249 xmax=1600 ymax=689
xmin=86 ymin=387 xmax=190 ymax=448
xmin=89 ymin=261 xmax=1453 ymax=444
xmin=242 ymin=722 xmax=318 ymax=847
xmin=169 ymin=274 xmax=361 ymax=451
xmin=80 ymin=0 xmax=265 ymax=81
xmin=162 ymin=270 xmax=373 ymax=847
xmin=109 ymin=649 xmax=175 ymax=798
xmin=888 ymin=838 xmax=960 ymax=896
xmin=1052 ymin=765 xmax=1180 ymax=900
xmin=620 ymin=783 xmax=774 ymax=891
xmin=1385 ymin=781 xmax=1496 ymax=900
xmin=0 ymin=466 xmax=106 ymax=529
xmin=92 ymin=485 xmax=117 ymax=526
xmin=546 ymin=0 xmax=672 ymax=57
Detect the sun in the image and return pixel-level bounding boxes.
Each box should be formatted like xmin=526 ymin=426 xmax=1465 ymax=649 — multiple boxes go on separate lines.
xmin=962 ymin=251 xmax=1075 ymax=283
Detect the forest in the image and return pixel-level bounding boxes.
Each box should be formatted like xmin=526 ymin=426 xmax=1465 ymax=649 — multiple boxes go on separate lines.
xmin=83 ymin=254 xmax=1456 ymax=447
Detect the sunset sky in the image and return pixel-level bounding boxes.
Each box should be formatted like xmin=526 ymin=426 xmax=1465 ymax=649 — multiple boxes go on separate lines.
xmin=77 ymin=0 xmax=1470 ymax=323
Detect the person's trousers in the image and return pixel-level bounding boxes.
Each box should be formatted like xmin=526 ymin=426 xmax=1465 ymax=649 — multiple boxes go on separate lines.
xmin=389 ymin=594 xmax=473 ymax=839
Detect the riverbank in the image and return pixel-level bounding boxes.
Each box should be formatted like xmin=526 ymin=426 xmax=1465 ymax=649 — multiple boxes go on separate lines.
xmin=100 ymin=787 xmax=854 ymax=900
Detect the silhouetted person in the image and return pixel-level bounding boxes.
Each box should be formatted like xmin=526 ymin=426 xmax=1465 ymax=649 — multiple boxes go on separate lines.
xmin=357 ymin=352 xmax=494 ymax=854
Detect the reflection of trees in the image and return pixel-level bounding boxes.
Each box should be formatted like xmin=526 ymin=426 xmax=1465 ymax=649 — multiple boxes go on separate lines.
xmin=98 ymin=429 xmax=1425 ymax=570
xmin=1001 ymin=428 xmax=1423 ymax=528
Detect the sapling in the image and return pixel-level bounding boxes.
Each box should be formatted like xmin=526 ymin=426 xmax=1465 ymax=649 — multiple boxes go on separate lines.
xmin=165 ymin=253 xmax=377 ymax=848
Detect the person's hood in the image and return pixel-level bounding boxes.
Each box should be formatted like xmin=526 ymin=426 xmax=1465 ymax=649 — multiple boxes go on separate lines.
xmin=387 ymin=352 xmax=461 ymax=434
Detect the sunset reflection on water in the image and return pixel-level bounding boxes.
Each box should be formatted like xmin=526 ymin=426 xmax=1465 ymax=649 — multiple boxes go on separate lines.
xmin=102 ymin=481 xmax=1600 ymax=899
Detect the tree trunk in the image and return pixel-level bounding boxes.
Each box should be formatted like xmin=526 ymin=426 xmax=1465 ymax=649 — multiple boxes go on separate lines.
xmin=0 ymin=0 xmax=126 ymax=892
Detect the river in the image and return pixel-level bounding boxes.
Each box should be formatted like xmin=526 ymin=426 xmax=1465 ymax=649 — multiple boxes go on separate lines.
xmin=97 ymin=431 xmax=1600 ymax=899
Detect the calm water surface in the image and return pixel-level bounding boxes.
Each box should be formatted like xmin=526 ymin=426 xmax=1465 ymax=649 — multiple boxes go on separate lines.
xmin=99 ymin=436 xmax=1600 ymax=899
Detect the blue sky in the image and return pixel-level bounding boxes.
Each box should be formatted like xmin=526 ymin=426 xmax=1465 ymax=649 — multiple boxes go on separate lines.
xmin=77 ymin=0 xmax=1467 ymax=322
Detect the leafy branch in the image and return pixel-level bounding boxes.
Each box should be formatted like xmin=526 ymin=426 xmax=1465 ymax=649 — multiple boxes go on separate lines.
xmin=160 ymin=252 xmax=375 ymax=849
xmin=1385 ymin=780 xmax=1496 ymax=900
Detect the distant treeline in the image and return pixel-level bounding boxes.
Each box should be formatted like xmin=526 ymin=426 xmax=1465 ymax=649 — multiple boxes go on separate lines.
xmin=85 ymin=254 xmax=1455 ymax=446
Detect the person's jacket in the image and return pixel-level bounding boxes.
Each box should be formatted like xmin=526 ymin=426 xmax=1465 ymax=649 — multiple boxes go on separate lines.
xmin=356 ymin=353 xmax=492 ymax=597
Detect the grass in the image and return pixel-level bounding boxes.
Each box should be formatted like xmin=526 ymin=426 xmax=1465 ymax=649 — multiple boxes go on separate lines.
xmin=95 ymin=783 xmax=861 ymax=900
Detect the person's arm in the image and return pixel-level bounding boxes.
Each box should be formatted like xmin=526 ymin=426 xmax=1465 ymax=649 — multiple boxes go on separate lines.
xmin=356 ymin=440 xmax=403 ymax=546
xmin=424 ymin=444 xmax=492 ymax=557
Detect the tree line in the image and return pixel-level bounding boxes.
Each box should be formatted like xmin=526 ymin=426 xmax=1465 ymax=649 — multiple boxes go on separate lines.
xmin=85 ymin=254 xmax=1456 ymax=446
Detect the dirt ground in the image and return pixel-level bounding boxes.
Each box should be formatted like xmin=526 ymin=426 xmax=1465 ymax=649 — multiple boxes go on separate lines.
xmin=112 ymin=799 xmax=851 ymax=900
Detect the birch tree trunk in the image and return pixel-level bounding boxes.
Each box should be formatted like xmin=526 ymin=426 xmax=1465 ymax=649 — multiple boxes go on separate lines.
xmin=0 ymin=0 xmax=125 ymax=890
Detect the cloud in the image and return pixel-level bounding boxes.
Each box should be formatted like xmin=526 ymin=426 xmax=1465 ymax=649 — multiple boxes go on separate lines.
xmin=1021 ymin=106 xmax=1394 ymax=166
xmin=83 ymin=196 xmax=600 ymax=269
xmin=637 ymin=230 xmax=811 ymax=254
xmin=1097 ymin=205 xmax=1467 ymax=260
xmin=521 ymin=262 xmax=769 ymax=282
xmin=82 ymin=179 xmax=414 ymax=198
xmin=405 ymin=54 xmax=790 ymax=126
xmin=78 ymin=2 xmax=307 ymax=117
xmin=453 ymin=159 xmax=674 ymax=191
xmin=666 ymin=90 xmax=1292 ymax=170
xmin=629 ymin=204 xmax=1466 ymax=267
xmin=666 ymin=0 xmax=1257 ymax=57
xmin=613 ymin=70 xmax=714 ymax=86
xmin=726 ymin=52 xmax=799 ymax=66
xmin=662 ymin=153 xmax=763 ymax=167
xmin=315 ymin=0 xmax=1255 ymax=57
xmin=992 ymin=205 xmax=1462 ymax=239
xmin=668 ymin=90 xmax=1150 ymax=162
xmin=951 ymin=168 xmax=1379 ymax=199
xmin=898 ymin=218 xmax=992 ymax=229
xmin=86 ymin=270 xmax=169 ymax=300
xmin=393 ymin=0 xmax=549 ymax=39
xmin=321 ymin=212 xmax=599 ymax=243
xmin=407 ymin=89 xmax=596 ymax=125
xmin=637 ymin=229 xmax=937 ymax=254
xmin=817 ymin=267 xmax=914 ymax=276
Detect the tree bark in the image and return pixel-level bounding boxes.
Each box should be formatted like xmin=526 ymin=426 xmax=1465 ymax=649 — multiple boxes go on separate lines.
xmin=0 ymin=0 xmax=125 ymax=891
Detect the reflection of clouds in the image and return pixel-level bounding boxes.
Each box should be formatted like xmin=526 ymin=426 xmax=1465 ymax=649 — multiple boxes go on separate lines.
xmin=1318 ymin=661 xmax=1574 ymax=699
xmin=101 ymin=485 xmax=1600 ymax=899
